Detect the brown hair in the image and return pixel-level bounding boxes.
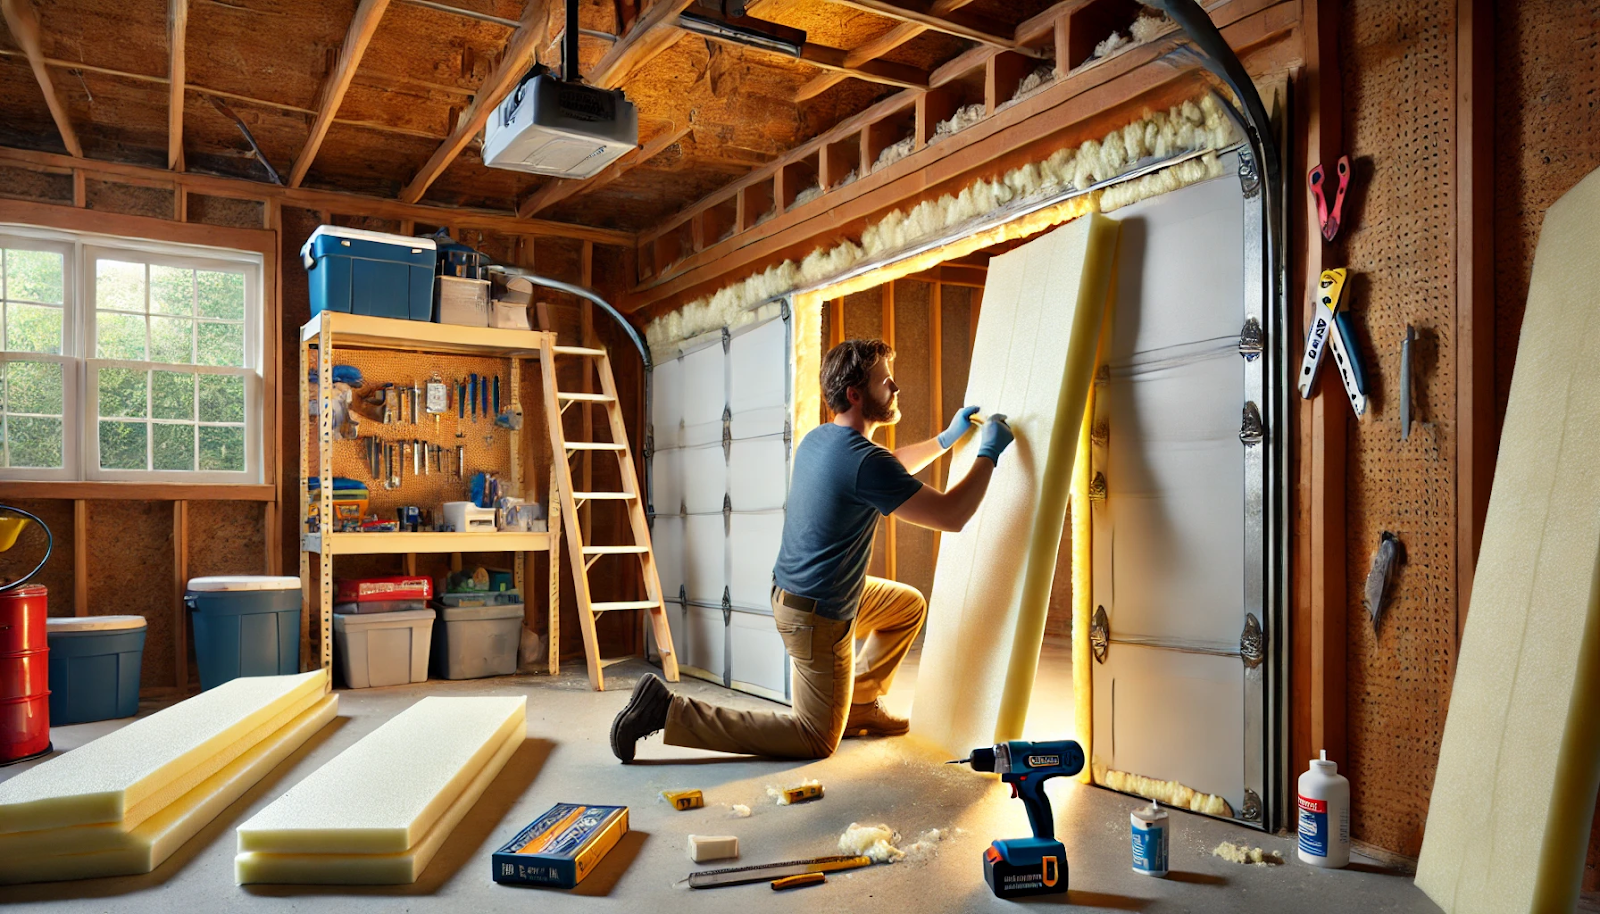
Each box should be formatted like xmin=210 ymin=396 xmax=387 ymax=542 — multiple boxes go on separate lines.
xmin=820 ymin=339 xmax=894 ymax=414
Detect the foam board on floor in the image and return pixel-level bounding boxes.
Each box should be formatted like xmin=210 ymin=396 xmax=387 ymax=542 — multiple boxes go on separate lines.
xmin=1414 ymin=165 xmax=1600 ymax=914
xmin=910 ymin=214 xmax=1119 ymax=757
xmin=0 ymin=695 xmax=339 ymax=885
xmin=236 ymin=696 xmax=525 ymax=855
xmin=0 ymin=670 xmax=326 ymax=833
xmin=234 ymin=724 xmax=521 ymax=885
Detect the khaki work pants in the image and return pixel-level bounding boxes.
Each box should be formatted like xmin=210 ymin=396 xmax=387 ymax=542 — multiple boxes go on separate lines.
xmin=663 ymin=576 xmax=927 ymax=759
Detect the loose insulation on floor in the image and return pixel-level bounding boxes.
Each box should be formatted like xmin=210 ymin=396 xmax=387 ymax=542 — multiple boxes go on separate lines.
xmin=0 ymin=669 xmax=326 ymax=833
xmin=234 ymin=722 xmax=521 ymax=885
xmin=910 ymin=214 xmax=1119 ymax=756
xmin=1414 ymin=165 xmax=1600 ymax=914
xmin=0 ymin=695 xmax=338 ymax=885
xmin=234 ymin=694 xmax=524 ymax=884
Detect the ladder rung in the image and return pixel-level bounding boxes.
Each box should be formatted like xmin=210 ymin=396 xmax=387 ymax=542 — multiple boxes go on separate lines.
xmin=582 ymin=545 xmax=650 ymax=554
xmin=565 ymin=442 xmax=626 ymax=451
xmin=598 ymin=654 xmax=644 ymax=668
xmin=591 ymin=600 xmax=661 ymax=612
xmin=574 ymin=491 xmax=634 ymax=500
xmin=557 ymin=391 xmax=615 ymax=402
xmin=554 ymin=346 xmax=606 ymax=356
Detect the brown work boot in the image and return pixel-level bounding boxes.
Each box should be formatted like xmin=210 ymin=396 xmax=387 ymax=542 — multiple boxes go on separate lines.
xmin=843 ymin=699 xmax=909 ymax=738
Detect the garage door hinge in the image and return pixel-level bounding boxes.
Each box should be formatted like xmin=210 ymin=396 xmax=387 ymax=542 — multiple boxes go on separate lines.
xmin=679 ymin=584 xmax=687 ymax=605
xmin=1238 ymin=317 xmax=1264 ymax=361
xmin=1238 ymin=147 xmax=1261 ymax=199
xmin=1090 ymin=605 xmax=1109 ymax=663
xmin=783 ymin=418 xmax=792 ymax=451
xmin=1088 ymin=472 xmax=1107 ymax=502
xmin=722 ymin=493 xmax=732 ymax=533
xmin=643 ymin=428 xmax=654 ymax=461
xmin=780 ymin=299 xmax=791 ymax=320
xmin=721 ymin=587 xmax=732 ymax=624
xmin=1241 ymin=788 xmax=1262 ymax=822
xmin=721 ymin=327 xmax=731 ymax=352
xmin=722 ymin=406 xmax=732 ymax=461
xmin=1240 ymin=614 xmax=1265 ymax=669
xmin=1239 ymin=402 xmax=1264 ymax=446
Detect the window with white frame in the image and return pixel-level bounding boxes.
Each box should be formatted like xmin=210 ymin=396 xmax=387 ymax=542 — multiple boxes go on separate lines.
xmin=0 ymin=227 xmax=263 ymax=483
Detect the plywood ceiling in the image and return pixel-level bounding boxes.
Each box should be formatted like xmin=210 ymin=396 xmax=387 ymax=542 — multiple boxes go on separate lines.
xmin=0 ymin=0 xmax=1063 ymax=234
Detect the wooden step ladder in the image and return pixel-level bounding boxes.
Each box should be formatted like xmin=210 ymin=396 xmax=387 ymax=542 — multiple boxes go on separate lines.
xmin=539 ymin=339 xmax=678 ymax=690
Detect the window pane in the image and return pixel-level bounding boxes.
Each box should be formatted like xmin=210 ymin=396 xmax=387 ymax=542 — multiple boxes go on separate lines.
xmin=98 ymin=367 xmax=147 ymax=418
xmin=4 ymin=360 xmax=62 ymax=415
xmin=150 ymin=315 xmax=194 ymax=363
xmin=6 ymin=303 xmax=62 ymax=354
xmin=198 ymin=374 xmax=244 ymax=423
xmin=196 ymin=270 xmax=245 ymax=320
xmin=198 ymin=425 xmax=244 ymax=471
xmin=5 ymin=249 xmax=64 ymax=304
xmin=153 ymin=423 xmax=194 ymax=471
xmin=97 ymin=312 xmax=146 ymax=360
xmin=150 ymin=265 xmax=193 ymax=316
xmin=96 ymin=260 xmax=145 ymax=311
xmin=6 ymin=416 xmax=63 ymax=468
xmin=196 ymin=322 xmax=243 ymax=367
xmin=152 ymin=370 xmax=194 ymax=420
xmin=99 ymin=420 xmax=147 ymax=469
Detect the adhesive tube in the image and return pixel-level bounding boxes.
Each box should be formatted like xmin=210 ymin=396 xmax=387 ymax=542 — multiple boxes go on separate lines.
xmin=1130 ymin=800 xmax=1169 ymax=877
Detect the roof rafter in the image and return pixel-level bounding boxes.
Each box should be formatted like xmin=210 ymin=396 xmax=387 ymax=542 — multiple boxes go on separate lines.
xmin=682 ymin=8 xmax=931 ymax=90
xmin=795 ymin=0 xmax=985 ymax=101
xmin=824 ymin=0 xmax=1019 ymax=50
xmin=587 ymin=0 xmax=696 ymax=88
xmin=168 ymin=0 xmax=188 ymax=170
xmin=1 ymin=0 xmax=83 ymax=157
xmin=289 ymin=0 xmax=392 ymax=188
xmin=516 ymin=122 xmax=691 ymax=218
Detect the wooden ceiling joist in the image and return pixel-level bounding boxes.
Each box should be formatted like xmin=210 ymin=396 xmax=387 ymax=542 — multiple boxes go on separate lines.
xmin=795 ymin=39 xmax=930 ymax=90
xmin=516 ymin=122 xmax=691 ymax=218
xmin=825 ymin=0 xmax=1018 ymax=50
xmin=168 ymin=0 xmax=188 ymax=171
xmin=290 ymin=0 xmax=392 ymax=188
xmin=795 ymin=0 xmax=985 ymax=101
xmin=398 ymin=1 xmax=549 ymax=204
xmin=586 ymin=0 xmax=696 ymax=89
xmin=1 ymin=0 xmax=83 ymax=157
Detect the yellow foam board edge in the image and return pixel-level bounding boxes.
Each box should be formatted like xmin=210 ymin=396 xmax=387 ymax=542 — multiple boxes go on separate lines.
xmin=0 ymin=687 xmax=325 ymax=858
xmin=0 ymin=670 xmax=327 ymax=833
xmin=234 ymin=724 xmax=522 ymax=885
xmin=0 ymin=695 xmax=339 ymax=885
xmin=1414 ymin=165 xmax=1600 ymax=914
xmin=910 ymin=214 xmax=1119 ymax=757
xmin=236 ymin=695 xmax=526 ymax=855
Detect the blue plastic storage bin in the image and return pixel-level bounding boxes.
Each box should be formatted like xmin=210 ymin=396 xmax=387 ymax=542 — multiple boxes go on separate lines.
xmin=186 ymin=576 xmax=302 ymax=691
xmin=46 ymin=615 xmax=146 ymax=725
xmin=301 ymin=226 xmax=437 ymax=321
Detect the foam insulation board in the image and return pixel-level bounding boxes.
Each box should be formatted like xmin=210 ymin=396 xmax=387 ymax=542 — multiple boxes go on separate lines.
xmin=234 ymin=724 xmax=521 ymax=885
xmin=1414 ymin=166 xmax=1600 ymax=914
xmin=0 ymin=670 xmax=326 ymax=833
xmin=0 ymin=695 xmax=338 ymax=885
xmin=236 ymin=696 xmax=525 ymax=855
xmin=910 ymin=214 xmax=1119 ymax=756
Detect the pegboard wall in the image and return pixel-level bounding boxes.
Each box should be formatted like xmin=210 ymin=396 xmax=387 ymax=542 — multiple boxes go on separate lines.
xmin=1338 ymin=0 xmax=1459 ymax=859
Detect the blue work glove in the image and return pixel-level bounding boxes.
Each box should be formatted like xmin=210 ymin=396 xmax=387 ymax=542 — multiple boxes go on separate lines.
xmin=977 ymin=414 xmax=1013 ymax=465
xmin=938 ymin=405 xmax=981 ymax=449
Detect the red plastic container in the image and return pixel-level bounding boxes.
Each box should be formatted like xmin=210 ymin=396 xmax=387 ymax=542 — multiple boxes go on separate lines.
xmin=0 ymin=584 xmax=50 ymax=764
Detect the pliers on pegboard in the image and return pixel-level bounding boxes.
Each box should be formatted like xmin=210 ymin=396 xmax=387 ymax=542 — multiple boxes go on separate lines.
xmin=1309 ymin=155 xmax=1351 ymax=242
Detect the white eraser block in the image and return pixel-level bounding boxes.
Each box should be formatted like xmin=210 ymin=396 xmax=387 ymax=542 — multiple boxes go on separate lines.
xmin=687 ymin=834 xmax=739 ymax=863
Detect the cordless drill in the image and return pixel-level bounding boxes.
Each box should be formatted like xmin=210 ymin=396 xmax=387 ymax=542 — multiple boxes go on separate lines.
xmin=948 ymin=739 xmax=1085 ymax=899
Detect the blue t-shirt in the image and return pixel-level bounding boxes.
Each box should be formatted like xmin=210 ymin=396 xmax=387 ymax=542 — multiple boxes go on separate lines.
xmin=772 ymin=424 xmax=924 ymax=620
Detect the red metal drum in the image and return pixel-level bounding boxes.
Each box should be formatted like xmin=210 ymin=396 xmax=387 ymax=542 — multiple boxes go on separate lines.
xmin=0 ymin=583 xmax=50 ymax=764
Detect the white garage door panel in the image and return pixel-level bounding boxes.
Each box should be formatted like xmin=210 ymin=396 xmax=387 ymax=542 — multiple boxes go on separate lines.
xmin=651 ymin=449 xmax=684 ymax=515
xmin=1109 ymin=360 xmax=1242 ymax=450
xmin=652 ymin=359 xmax=685 ymax=450
xmin=1111 ymin=491 xmax=1244 ymax=644
xmin=730 ymin=407 xmax=786 ymax=441
xmin=729 ymin=513 xmax=785 ymax=610
xmin=728 ymin=439 xmax=788 ymax=511
xmin=682 ymin=446 xmax=728 ymax=515
xmin=729 ymin=320 xmax=786 ymax=410
xmin=684 ymin=515 xmax=727 ymax=604
xmin=682 ymin=345 xmax=726 ymax=447
xmin=729 ymin=609 xmax=788 ymax=697
xmin=682 ymin=603 xmax=726 ymax=678
xmin=651 ymin=515 xmax=686 ymax=599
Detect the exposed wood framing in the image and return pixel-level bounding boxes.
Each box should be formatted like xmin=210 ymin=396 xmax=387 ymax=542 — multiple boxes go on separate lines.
xmin=168 ymin=0 xmax=188 ymax=171
xmin=173 ymin=501 xmax=189 ymax=688
xmin=0 ymin=147 xmax=634 ymax=244
xmin=795 ymin=0 xmax=987 ymax=101
xmin=290 ymin=0 xmax=393 ymax=188
xmin=826 ymin=0 xmax=1018 ymax=49
xmin=883 ymin=281 xmax=897 ymax=581
xmin=0 ymin=0 xmax=82 ymax=156
xmin=399 ymin=1 xmax=549 ymax=204
xmin=517 ymin=123 xmax=692 ymax=218
xmin=796 ymin=39 xmax=931 ymax=90
xmin=587 ymin=0 xmax=696 ymax=89
xmin=0 ymin=481 xmax=276 ymax=502
xmin=74 ymin=500 xmax=88 ymax=616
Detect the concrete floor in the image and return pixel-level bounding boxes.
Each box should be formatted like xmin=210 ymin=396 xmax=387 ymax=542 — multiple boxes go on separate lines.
xmin=1 ymin=649 xmax=1442 ymax=913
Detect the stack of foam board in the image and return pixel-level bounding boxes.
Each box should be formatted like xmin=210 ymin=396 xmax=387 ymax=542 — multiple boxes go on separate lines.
xmin=235 ymin=695 xmax=525 ymax=884
xmin=0 ymin=670 xmax=333 ymax=884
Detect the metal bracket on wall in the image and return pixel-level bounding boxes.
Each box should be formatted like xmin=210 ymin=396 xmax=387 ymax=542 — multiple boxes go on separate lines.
xmin=1090 ymin=605 xmax=1110 ymax=663
xmin=1239 ymin=402 xmax=1265 ymax=446
xmin=1238 ymin=317 xmax=1264 ymax=361
xmin=1240 ymin=614 xmax=1265 ymax=669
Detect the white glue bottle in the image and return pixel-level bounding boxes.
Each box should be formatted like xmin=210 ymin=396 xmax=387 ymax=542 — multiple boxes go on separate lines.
xmin=1130 ymin=799 xmax=1169 ymax=877
xmin=1297 ymin=750 xmax=1350 ymax=868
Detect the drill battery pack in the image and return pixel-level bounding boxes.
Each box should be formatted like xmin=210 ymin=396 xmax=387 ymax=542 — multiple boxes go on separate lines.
xmin=984 ymin=840 xmax=1068 ymax=899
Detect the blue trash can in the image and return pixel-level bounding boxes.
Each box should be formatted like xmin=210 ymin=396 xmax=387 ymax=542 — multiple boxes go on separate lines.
xmin=301 ymin=226 xmax=437 ymax=321
xmin=186 ymin=576 xmax=302 ymax=691
xmin=46 ymin=615 xmax=146 ymax=724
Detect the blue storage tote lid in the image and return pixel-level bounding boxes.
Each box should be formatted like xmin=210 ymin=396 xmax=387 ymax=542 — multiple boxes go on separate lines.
xmin=47 ymin=615 xmax=146 ymax=632
xmin=187 ymin=575 xmax=301 ymax=592
xmin=300 ymin=226 xmax=436 ymax=270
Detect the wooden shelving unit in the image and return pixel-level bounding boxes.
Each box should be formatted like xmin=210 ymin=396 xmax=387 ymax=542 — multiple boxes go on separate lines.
xmin=298 ymin=311 xmax=562 ymax=678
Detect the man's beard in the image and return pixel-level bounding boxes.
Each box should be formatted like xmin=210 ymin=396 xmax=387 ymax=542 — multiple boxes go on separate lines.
xmin=863 ymin=392 xmax=900 ymax=424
